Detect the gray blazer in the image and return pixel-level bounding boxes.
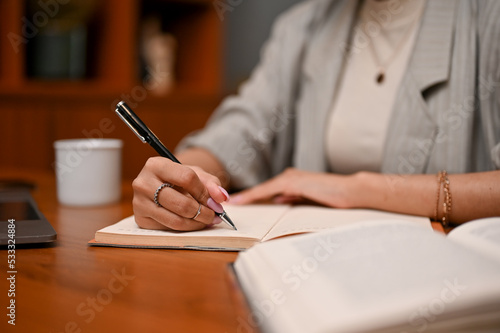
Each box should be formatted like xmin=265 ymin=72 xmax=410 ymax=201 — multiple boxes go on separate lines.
xmin=179 ymin=0 xmax=500 ymax=189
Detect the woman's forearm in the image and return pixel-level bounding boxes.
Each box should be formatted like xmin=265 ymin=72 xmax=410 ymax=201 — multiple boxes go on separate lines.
xmin=356 ymin=171 xmax=500 ymax=224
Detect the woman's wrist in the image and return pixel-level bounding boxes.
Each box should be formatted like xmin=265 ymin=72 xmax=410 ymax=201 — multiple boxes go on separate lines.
xmin=351 ymin=171 xmax=439 ymax=218
xmin=348 ymin=171 xmax=377 ymax=209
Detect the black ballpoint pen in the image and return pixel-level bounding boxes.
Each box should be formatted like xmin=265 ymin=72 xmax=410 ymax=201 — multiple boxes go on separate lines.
xmin=115 ymin=100 xmax=237 ymax=230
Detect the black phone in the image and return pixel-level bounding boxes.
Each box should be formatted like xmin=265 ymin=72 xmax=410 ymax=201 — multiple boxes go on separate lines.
xmin=0 ymin=190 xmax=56 ymax=245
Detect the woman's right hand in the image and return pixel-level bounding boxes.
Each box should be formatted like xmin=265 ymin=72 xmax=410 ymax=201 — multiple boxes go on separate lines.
xmin=132 ymin=157 xmax=230 ymax=231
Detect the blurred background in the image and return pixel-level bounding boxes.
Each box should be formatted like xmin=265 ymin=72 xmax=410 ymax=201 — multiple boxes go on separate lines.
xmin=0 ymin=0 xmax=300 ymax=180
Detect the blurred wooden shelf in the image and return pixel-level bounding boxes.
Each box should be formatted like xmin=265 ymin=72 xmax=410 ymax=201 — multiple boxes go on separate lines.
xmin=0 ymin=0 xmax=224 ymax=179
xmin=0 ymin=80 xmax=222 ymax=102
xmin=0 ymin=0 xmax=222 ymax=91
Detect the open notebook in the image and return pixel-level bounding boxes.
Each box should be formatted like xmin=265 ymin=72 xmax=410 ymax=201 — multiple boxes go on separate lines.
xmin=89 ymin=205 xmax=431 ymax=251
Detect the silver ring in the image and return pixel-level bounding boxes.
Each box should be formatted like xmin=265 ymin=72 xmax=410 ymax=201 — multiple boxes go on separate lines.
xmin=191 ymin=203 xmax=202 ymax=220
xmin=154 ymin=183 xmax=172 ymax=207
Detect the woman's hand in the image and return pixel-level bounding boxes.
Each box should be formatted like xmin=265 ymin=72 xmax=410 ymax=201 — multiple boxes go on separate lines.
xmin=230 ymin=168 xmax=361 ymax=208
xmin=132 ymin=157 xmax=230 ymax=231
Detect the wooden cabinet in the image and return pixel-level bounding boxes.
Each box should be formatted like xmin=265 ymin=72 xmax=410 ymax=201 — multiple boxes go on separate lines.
xmin=0 ymin=0 xmax=223 ymax=179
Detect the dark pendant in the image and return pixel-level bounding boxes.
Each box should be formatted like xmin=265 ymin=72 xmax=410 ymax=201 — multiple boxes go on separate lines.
xmin=376 ymin=72 xmax=385 ymax=84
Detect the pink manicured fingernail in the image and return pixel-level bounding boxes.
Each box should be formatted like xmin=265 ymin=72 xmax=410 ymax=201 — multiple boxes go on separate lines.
xmin=218 ymin=186 xmax=230 ymax=201
xmin=212 ymin=216 xmax=222 ymax=225
xmin=207 ymin=198 xmax=224 ymax=214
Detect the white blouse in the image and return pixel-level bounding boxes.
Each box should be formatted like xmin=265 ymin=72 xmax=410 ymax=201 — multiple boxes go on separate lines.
xmin=325 ymin=0 xmax=426 ymax=174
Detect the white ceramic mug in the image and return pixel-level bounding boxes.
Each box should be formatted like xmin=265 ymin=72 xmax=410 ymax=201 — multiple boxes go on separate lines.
xmin=53 ymin=138 xmax=123 ymax=206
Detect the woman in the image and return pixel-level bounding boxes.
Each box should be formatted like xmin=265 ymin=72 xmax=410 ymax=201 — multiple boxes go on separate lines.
xmin=132 ymin=0 xmax=500 ymax=231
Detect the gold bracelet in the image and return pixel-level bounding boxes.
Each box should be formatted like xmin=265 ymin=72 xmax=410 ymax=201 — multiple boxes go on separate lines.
xmin=434 ymin=171 xmax=442 ymax=222
xmin=441 ymin=171 xmax=452 ymax=227
xmin=435 ymin=170 xmax=452 ymax=227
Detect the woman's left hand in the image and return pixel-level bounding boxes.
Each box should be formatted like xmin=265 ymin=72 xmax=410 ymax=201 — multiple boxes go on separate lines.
xmin=230 ymin=168 xmax=361 ymax=208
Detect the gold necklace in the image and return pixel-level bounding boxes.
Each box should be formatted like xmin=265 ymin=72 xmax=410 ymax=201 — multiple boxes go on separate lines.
xmin=367 ymin=14 xmax=419 ymax=84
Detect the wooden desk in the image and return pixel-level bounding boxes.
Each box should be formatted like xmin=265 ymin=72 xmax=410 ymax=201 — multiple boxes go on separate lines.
xmin=1 ymin=169 xmax=252 ymax=333
xmin=1 ymin=169 xmax=444 ymax=333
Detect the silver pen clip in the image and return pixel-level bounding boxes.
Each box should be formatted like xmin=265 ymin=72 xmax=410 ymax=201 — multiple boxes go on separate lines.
xmin=115 ymin=108 xmax=147 ymax=143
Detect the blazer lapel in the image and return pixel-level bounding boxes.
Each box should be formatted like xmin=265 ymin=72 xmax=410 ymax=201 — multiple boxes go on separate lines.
xmin=381 ymin=0 xmax=457 ymax=174
xmin=409 ymin=0 xmax=456 ymax=92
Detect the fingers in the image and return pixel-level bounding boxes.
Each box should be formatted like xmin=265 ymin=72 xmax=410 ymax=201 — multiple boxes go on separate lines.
xmin=272 ymin=195 xmax=305 ymax=204
xmin=190 ymin=165 xmax=229 ymax=204
xmin=133 ymin=197 xmax=208 ymax=232
xmin=150 ymin=158 xmax=213 ymax=207
xmin=132 ymin=157 xmax=230 ymax=231
xmin=230 ymin=168 xmax=305 ymax=205
xmin=154 ymin=183 xmax=215 ymax=223
xmin=230 ymin=180 xmax=284 ymax=204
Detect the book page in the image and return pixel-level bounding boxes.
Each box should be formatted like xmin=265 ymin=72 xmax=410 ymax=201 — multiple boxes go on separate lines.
xmin=262 ymin=206 xmax=431 ymax=241
xmin=235 ymin=220 xmax=500 ymax=333
xmin=95 ymin=205 xmax=290 ymax=249
xmin=447 ymin=217 xmax=500 ymax=263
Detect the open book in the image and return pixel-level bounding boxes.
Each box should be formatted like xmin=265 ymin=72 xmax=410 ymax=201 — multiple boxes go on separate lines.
xmin=89 ymin=205 xmax=431 ymax=251
xmin=232 ymin=217 xmax=500 ymax=333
